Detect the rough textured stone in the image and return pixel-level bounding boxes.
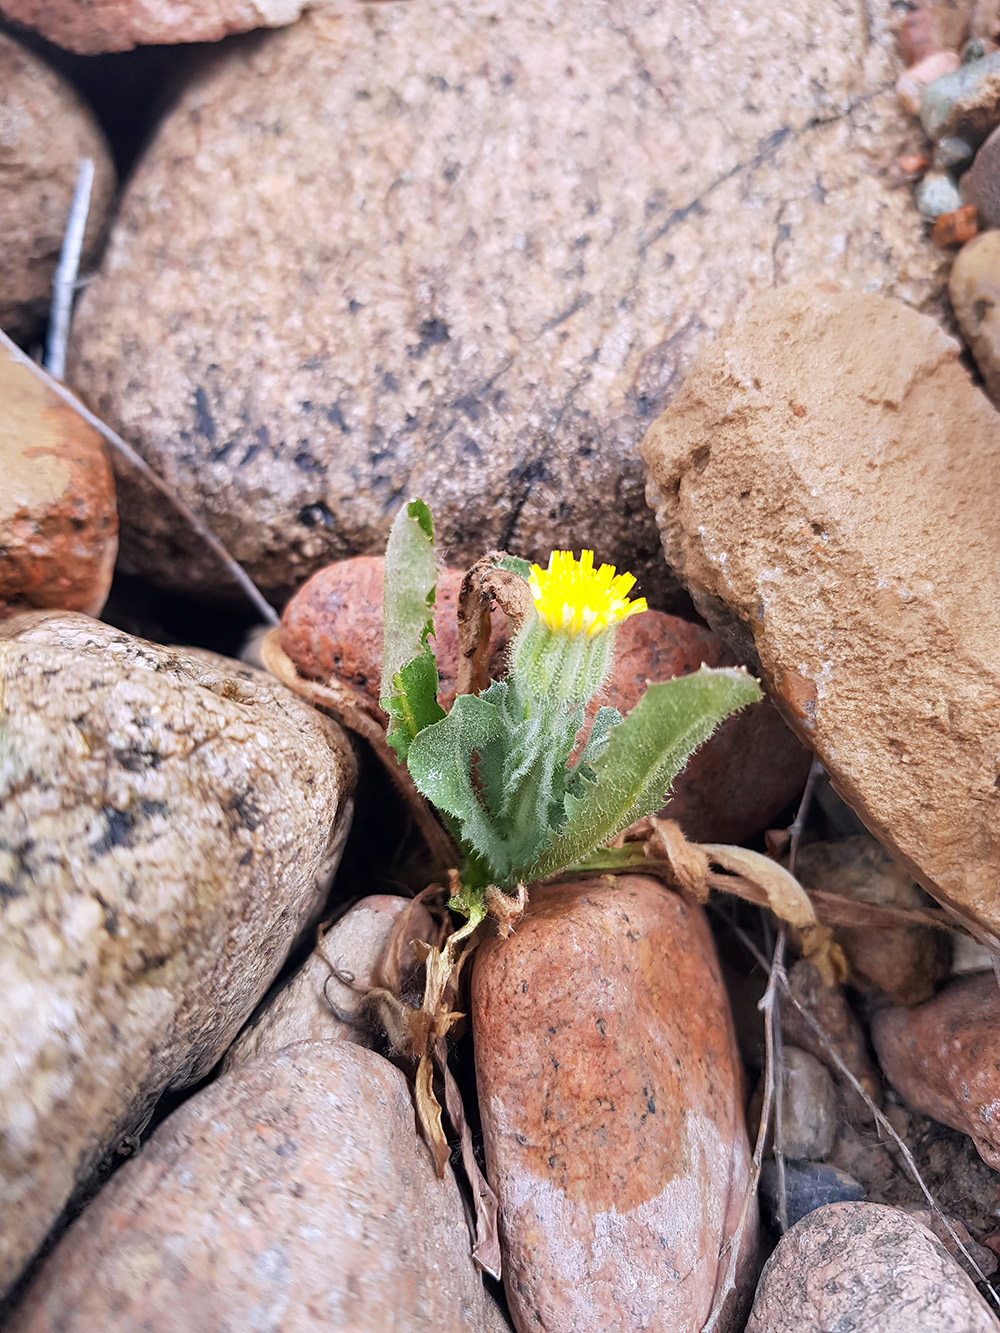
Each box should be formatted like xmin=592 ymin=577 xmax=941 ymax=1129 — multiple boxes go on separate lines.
xmin=950 ymin=227 xmax=1000 ymax=401
xmin=0 ymin=340 xmax=117 ymax=619
xmin=872 ymin=973 xmax=1000 ymax=1169
xmin=7 ymin=1042 xmax=492 ymax=1331
xmin=222 ymin=894 xmax=435 ymax=1070
xmin=642 ymin=286 xmax=1000 ymax=951
xmin=282 ymin=556 xmax=810 ymax=844
xmin=781 ymin=960 xmax=881 ymax=1123
xmin=0 ymin=0 xmax=319 ymax=53
xmin=962 ymin=126 xmax=1000 ymax=225
xmin=778 ymin=1047 xmax=838 ymax=1162
xmin=745 ymin=1202 xmax=1000 ymax=1332
xmin=0 ymin=612 xmax=355 ymax=1299
xmin=759 ymin=1161 xmax=865 ymax=1229
xmin=0 ymin=34 xmax=116 ymax=339
xmin=68 ymin=0 xmax=951 ymax=606
xmin=472 ymin=875 xmax=757 ymax=1333
xmin=795 ymin=835 xmax=951 ymax=1004
xmin=898 ymin=50 xmax=961 ymax=115
xmin=921 ymin=49 xmax=1000 ymax=142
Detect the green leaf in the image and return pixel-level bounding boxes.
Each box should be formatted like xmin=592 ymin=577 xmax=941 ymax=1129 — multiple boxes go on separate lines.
xmin=524 ymin=667 xmax=762 ymax=882
xmin=383 ymin=650 xmax=446 ymax=760
xmin=498 ymin=554 xmax=532 ymax=580
xmin=380 ymin=499 xmax=443 ymax=759
xmin=406 ymin=693 xmax=512 ymax=884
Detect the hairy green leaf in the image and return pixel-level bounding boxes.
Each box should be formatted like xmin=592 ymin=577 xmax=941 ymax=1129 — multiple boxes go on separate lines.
xmin=406 ymin=693 xmax=512 ymax=884
xmin=524 ymin=668 xmax=762 ymax=881
xmin=380 ymin=498 xmax=442 ymax=759
xmin=498 ymin=554 xmax=532 ymax=580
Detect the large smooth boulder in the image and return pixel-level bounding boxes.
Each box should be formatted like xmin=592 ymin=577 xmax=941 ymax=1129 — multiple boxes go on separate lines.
xmin=0 ymin=612 xmax=355 ymax=1297
xmin=642 ymin=286 xmax=1000 ymax=950
xmin=68 ymin=0 xmax=948 ymax=605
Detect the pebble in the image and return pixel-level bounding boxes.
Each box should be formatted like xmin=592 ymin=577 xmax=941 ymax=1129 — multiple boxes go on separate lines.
xmin=642 ymin=286 xmax=1000 ymax=953
xmin=963 ymin=123 xmax=1000 ymax=226
xmin=0 ymin=341 xmax=118 ymax=620
xmin=7 ymin=1042 xmax=495 ymax=1331
xmin=0 ymin=0 xmax=311 ymax=53
xmin=68 ymin=0 xmax=952 ymax=606
xmin=933 ymin=134 xmax=975 ymax=167
xmin=931 ymin=202 xmax=979 ymax=245
xmin=472 ymin=875 xmax=757 ymax=1333
xmin=222 ymin=894 xmax=436 ymax=1071
xmin=898 ymin=9 xmax=945 ymax=67
xmin=872 ymin=972 xmax=1000 ymax=1171
xmin=915 ymin=167 xmax=963 ymax=218
xmin=778 ymin=1046 xmax=839 ymax=1162
xmin=0 ymin=612 xmax=355 ymax=1300
xmin=794 ymin=835 xmax=950 ymax=1005
xmin=949 ymin=228 xmax=1000 ymax=401
xmin=758 ymin=1160 xmax=864 ymax=1229
xmin=781 ymin=960 xmax=881 ymax=1122
xmin=744 ymin=1202 xmax=1000 ymax=1332
xmin=0 ymin=34 xmax=116 ymax=339
xmin=897 ymin=49 xmax=961 ymax=116
xmin=921 ymin=49 xmax=1000 ymax=144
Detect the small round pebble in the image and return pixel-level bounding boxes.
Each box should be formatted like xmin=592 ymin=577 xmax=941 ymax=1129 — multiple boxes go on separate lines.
xmin=779 ymin=1046 xmax=838 ymax=1162
xmin=916 ymin=168 xmax=963 ymax=218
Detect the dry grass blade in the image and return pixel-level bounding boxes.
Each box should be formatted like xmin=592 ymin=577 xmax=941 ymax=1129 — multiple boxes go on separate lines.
xmin=45 ymin=157 xmax=93 ymax=381
xmin=437 ymin=1039 xmax=501 ymax=1278
xmin=1 ymin=329 xmax=279 ymax=627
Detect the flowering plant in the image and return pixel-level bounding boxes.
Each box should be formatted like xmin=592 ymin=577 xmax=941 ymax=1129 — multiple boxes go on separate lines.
xmin=381 ymin=499 xmax=762 ymax=933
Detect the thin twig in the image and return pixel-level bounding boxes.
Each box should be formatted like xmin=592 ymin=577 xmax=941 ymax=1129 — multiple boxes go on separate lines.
xmin=45 ymin=157 xmax=94 ymax=381
xmin=726 ymin=912 xmax=1000 ymax=1311
xmin=1 ymin=330 xmax=279 ymax=626
xmin=788 ymin=757 xmax=823 ymax=877
xmin=770 ymin=928 xmax=789 ymax=1233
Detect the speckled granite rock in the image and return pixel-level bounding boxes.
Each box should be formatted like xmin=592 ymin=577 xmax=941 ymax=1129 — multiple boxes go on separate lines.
xmin=68 ymin=0 xmax=949 ymax=605
xmin=0 ymin=613 xmax=355 ymax=1299
xmin=642 ymin=286 xmax=1000 ymax=951
xmin=472 ymin=875 xmax=757 ymax=1333
xmin=0 ymin=33 xmax=116 ymax=339
xmin=6 ymin=1042 xmax=493 ymax=1331
xmin=0 ymin=0 xmax=321 ymax=53
xmin=0 ymin=338 xmax=117 ymax=619
xmin=949 ymin=228 xmax=1000 ymax=402
xmin=744 ymin=1202 xmax=1000 ymax=1332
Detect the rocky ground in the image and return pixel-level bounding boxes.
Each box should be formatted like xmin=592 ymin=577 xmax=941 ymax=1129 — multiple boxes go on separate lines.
xmin=3 ymin=0 xmax=1000 ymax=1329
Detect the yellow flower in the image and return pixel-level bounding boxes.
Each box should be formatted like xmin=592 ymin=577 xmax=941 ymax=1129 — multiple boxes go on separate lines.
xmin=528 ymin=549 xmax=648 ymax=637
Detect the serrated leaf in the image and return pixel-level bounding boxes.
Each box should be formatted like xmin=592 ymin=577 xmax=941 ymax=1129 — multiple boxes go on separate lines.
xmin=406 ymin=692 xmax=512 ymax=884
xmin=498 ymin=554 xmax=532 ymax=579
xmin=524 ymin=668 xmax=762 ymax=881
xmin=383 ymin=649 xmax=446 ymax=759
xmin=380 ymin=498 xmax=439 ymax=700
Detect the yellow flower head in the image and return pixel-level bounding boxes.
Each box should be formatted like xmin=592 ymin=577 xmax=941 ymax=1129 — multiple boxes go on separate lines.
xmin=528 ymin=549 xmax=648 ymax=637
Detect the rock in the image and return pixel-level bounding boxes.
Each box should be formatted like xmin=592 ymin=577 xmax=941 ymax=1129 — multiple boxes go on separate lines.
xmin=0 ymin=34 xmax=116 ymax=340
xmin=963 ymin=124 xmax=1000 ymax=224
xmin=794 ymin=835 xmax=951 ymax=1005
xmin=744 ymin=1202 xmax=1000 ymax=1332
xmin=931 ymin=202 xmax=979 ymax=244
xmin=915 ymin=167 xmax=963 ymax=217
xmin=951 ymin=228 xmax=1000 ymax=400
xmin=472 ymin=875 xmax=757 ymax=1333
xmin=642 ymin=286 xmax=1000 ymax=951
xmin=933 ymin=133 xmax=975 ymax=166
xmin=7 ymin=1041 xmax=492 ymax=1331
xmin=280 ymin=559 xmax=510 ymax=713
xmin=898 ymin=8 xmax=948 ymax=66
xmin=898 ymin=50 xmax=961 ymax=115
xmin=222 ymin=894 xmax=435 ymax=1070
xmin=68 ymin=0 xmax=952 ymax=606
xmin=0 ymin=612 xmax=355 ymax=1299
xmin=781 ymin=960 xmax=881 ymax=1123
xmin=921 ymin=49 xmax=1000 ymax=142
xmin=778 ymin=1047 xmax=838 ymax=1161
xmin=0 ymin=0 xmax=317 ymax=53
xmin=905 ymin=1207 xmax=999 ymax=1280
xmin=872 ymin=972 xmax=1000 ymax=1170
xmin=0 ymin=340 xmax=117 ymax=619
xmin=758 ymin=1161 xmax=864 ymax=1229
xmin=282 ymin=556 xmax=811 ymax=844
